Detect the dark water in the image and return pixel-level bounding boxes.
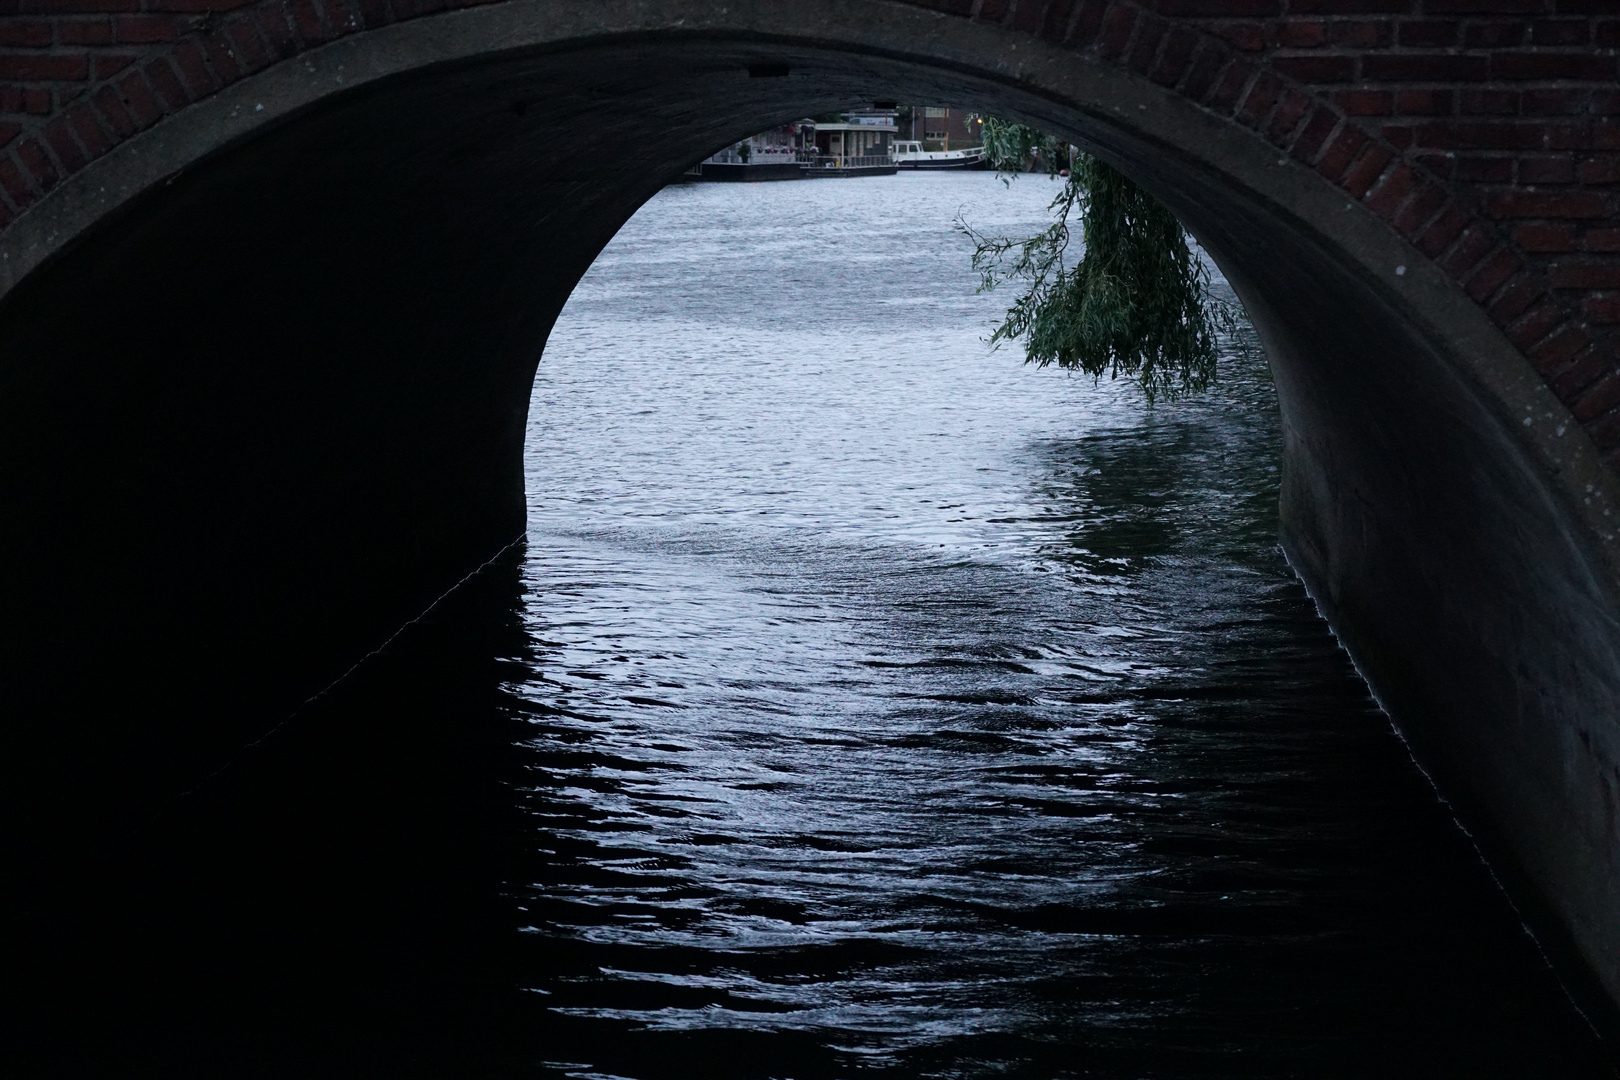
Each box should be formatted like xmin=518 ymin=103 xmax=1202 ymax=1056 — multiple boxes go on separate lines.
xmin=14 ymin=174 xmax=1614 ymax=1078
xmin=505 ymin=175 xmax=1611 ymax=1077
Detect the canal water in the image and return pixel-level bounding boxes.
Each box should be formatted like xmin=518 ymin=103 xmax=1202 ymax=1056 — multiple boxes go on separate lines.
xmin=506 ymin=173 xmax=1611 ymax=1077
xmin=23 ymin=172 xmax=1613 ymax=1078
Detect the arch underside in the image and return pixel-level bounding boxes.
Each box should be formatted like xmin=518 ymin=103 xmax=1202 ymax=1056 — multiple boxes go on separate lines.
xmin=3 ymin=22 xmax=1620 ymax=1022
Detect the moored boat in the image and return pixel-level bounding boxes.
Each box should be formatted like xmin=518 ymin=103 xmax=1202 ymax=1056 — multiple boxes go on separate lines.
xmin=687 ymin=125 xmax=815 ymax=181
xmin=803 ymin=110 xmax=900 ymax=178
xmin=892 ymin=141 xmax=986 ymax=169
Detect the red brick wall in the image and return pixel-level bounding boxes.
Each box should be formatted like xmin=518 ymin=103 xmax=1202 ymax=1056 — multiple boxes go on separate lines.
xmin=906 ymin=105 xmax=982 ymax=147
xmin=1 ymin=0 xmax=1616 ymax=462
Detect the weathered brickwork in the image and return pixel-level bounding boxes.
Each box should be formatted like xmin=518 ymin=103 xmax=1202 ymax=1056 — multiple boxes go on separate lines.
xmin=1 ymin=0 xmax=1617 ymax=462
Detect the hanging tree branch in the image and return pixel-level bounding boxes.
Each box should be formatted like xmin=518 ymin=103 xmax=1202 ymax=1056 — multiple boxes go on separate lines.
xmin=960 ymin=118 xmax=1239 ymax=404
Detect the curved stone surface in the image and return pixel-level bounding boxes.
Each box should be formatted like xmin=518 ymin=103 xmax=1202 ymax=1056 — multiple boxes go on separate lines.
xmin=2 ymin=0 xmax=1619 ymax=1023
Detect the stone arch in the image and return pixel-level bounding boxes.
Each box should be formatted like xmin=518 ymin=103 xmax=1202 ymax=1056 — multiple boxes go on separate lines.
xmin=3 ymin=0 xmax=1620 ymax=1018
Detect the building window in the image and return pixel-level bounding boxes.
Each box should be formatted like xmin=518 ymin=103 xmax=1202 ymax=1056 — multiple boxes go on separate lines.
xmin=924 ymin=106 xmax=947 ymax=117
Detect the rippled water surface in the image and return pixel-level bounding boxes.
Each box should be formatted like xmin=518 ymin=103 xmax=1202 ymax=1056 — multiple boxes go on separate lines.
xmin=27 ymin=173 xmax=1613 ymax=1079
xmin=505 ymin=174 xmax=1610 ymax=1077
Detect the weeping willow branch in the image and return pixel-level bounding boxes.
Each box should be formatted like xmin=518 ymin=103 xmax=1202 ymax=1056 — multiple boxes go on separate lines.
xmin=976 ymin=118 xmax=1069 ymax=176
xmin=961 ymin=119 xmax=1239 ymax=404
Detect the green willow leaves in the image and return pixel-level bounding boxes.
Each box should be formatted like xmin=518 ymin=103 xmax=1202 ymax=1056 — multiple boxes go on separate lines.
xmin=961 ymin=118 xmax=1239 ymax=404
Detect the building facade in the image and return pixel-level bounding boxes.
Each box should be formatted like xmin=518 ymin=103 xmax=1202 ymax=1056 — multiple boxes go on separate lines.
xmin=901 ymin=107 xmax=984 ymax=152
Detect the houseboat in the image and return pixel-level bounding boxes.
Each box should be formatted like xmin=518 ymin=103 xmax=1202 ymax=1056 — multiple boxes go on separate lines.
xmin=803 ymin=110 xmax=900 ymax=178
xmin=686 ymin=122 xmax=815 ymax=181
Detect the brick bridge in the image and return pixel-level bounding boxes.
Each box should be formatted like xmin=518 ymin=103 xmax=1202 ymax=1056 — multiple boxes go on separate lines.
xmin=3 ymin=0 xmax=1620 ymax=1038
xmin=2 ymin=0 xmax=1617 ymax=450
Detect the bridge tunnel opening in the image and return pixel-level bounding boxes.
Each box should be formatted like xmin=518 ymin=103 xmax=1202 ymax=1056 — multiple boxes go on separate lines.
xmin=4 ymin=20 xmax=1620 ymax=1043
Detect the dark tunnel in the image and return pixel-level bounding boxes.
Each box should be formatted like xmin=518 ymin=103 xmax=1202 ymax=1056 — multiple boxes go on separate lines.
xmin=3 ymin=15 xmax=1620 ymax=1040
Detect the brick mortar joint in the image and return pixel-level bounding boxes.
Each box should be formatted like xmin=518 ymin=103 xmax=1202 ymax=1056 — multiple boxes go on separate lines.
xmin=0 ymin=3 xmax=295 ymax=213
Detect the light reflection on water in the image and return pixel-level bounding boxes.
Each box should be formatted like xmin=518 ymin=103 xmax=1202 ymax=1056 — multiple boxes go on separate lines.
xmin=507 ymin=174 xmax=1608 ymax=1077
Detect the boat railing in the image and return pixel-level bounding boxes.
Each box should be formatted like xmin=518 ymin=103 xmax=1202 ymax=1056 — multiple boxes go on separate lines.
xmin=804 ymin=154 xmax=895 ymax=170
